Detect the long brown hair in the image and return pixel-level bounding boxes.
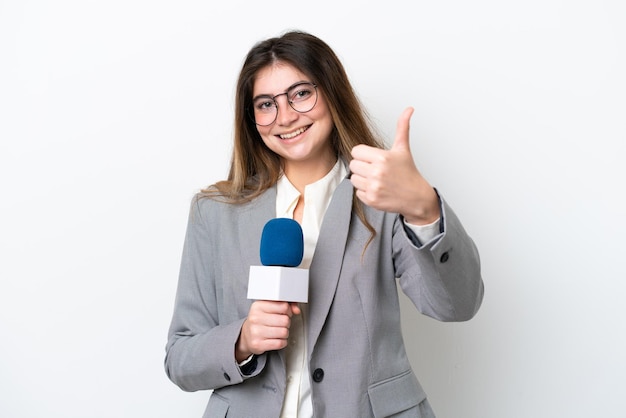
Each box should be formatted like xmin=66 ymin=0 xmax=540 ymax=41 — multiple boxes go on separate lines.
xmin=203 ymin=30 xmax=386 ymax=244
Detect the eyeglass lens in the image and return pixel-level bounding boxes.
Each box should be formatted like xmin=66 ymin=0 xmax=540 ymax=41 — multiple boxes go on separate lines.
xmin=251 ymin=82 xmax=317 ymax=126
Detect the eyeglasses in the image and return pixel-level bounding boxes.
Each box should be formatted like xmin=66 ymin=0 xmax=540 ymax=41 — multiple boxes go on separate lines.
xmin=250 ymin=82 xmax=318 ymax=126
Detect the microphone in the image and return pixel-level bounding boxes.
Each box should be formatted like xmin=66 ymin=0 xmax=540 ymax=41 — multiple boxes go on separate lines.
xmin=247 ymin=218 xmax=309 ymax=303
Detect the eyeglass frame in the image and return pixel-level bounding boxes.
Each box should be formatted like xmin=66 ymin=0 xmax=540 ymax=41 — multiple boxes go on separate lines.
xmin=249 ymin=81 xmax=319 ymax=126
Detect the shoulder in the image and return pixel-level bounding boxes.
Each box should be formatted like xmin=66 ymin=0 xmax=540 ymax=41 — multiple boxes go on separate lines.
xmin=187 ymin=192 xmax=236 ymax=225
xmin=188 ymin=187 xmax=274 ymax=225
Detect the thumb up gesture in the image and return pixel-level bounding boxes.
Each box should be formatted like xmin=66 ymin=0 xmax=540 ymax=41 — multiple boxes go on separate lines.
xmin=349 ymin=107 xmax=440 ymax=225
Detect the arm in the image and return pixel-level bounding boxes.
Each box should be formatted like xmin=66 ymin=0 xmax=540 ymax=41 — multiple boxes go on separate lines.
xmin=164 ymin=197 xmax=266 ymax=392
xmin=350 ymin=107 xmax=483 ymax=321
xmin=395 ymin=196 xmax=484 ymax=321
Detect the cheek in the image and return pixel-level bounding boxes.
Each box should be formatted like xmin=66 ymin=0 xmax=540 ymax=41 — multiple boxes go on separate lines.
xmin=313 ymin=103 xmax=334 ymax=131
xmin=256 ymin=128 xmax=274 ymax=146
xmin=255 ymin=125 xmax=270 ymax=137
xmin=316 ymin=114 xmax=334 ymax=139
xmin=257 ymin=130 xmax=279 ymax=152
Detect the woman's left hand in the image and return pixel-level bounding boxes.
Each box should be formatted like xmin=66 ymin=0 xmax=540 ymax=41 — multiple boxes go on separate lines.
xmin=349 ymin=107 xmax=440 ymax=225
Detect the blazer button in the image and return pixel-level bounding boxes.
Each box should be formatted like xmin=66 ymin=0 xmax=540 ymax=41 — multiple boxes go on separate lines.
xmin=223 ymin=372 xmax=231 ymax=381
xmin=440 ymin=252 xmax=449 ymax=263
xmin=312 ymin=368 xmax=324 ymax=383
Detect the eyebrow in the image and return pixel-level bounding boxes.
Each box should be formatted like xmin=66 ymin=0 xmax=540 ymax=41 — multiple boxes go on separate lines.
xmin=252 ymin=80 xmax=313 ymax=101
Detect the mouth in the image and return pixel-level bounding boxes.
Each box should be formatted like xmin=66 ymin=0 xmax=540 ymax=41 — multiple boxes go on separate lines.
xmin=278 ymin=125 xmax=310 ymax=140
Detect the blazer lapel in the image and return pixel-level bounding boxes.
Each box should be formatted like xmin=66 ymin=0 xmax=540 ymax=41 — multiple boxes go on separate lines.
xmin=307 ymin=178 xmax=353 ymax=355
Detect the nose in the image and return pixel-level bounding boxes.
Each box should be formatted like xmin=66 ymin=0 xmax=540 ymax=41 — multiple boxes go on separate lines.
xmin=275 ymin=95 xmax=298 ymax=126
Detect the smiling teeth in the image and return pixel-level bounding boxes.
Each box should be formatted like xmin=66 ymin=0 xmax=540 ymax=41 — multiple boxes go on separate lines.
xmin=280 ymin=126 xmax=307 ymax=139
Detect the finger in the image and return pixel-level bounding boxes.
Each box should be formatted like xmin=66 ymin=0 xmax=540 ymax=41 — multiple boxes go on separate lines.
xmin=260 ymin=338 xmax=289 ymax=352
xmin=351 ymin=143 xmax=382 ymax=163
xmin=348 ymin=159 xmax=371 ymax=178
xmin=354 ymin=189 xmax=371 ymax=206
xmin=349 ymin=173 xmax=368 ymax=192
xmin=255 ymin=300 xmax=292 ymax=315
xmin=391 ymin=107 xmax=414 ymax=152
xmin=289 ymin=302 xmax=301 ymax=316
xmin=260 ymin=326 xmax=290 ymax=340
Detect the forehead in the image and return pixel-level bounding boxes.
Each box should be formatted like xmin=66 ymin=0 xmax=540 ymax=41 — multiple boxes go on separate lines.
xmin=253 ymin=62 xmax=309 ymax=95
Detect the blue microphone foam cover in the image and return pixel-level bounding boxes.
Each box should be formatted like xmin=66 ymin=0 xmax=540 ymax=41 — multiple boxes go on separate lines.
xmin=260 ymin=218 xmax=304 ymax=267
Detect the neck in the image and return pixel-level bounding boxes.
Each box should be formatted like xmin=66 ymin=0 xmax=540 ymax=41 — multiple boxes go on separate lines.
xmin=283 ymin=156 xmax=337 ymax=193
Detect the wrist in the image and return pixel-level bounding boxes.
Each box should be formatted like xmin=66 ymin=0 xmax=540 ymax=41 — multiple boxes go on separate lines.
xmin=235 ymin=321 xmax=252 ymax=363
xmin=403 ymin=198 xmax=440 ymax=225
xmin=401 ymin=182 xmax=440 ymax=225
xmin=237 ymin=353 xmax=255 ymax=367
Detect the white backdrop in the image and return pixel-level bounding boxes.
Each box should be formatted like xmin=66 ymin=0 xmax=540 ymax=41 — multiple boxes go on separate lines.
xmin=1 ymin=1 xmax=625 ymax=417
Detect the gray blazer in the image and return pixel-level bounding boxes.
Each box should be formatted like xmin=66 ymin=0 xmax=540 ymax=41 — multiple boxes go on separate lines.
xmin=165 ymin=178 xmax=484 ymax=418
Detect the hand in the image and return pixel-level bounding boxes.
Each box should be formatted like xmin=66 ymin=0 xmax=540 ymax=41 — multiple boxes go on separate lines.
xmin=236 ymin=301 xmax=301 ymax=362
xmin=349 ymin=107 xmax=440 ymax=225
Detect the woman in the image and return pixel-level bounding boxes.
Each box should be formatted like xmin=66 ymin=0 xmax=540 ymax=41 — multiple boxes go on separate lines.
xmin=165 ymin=30 xmax=484 ymax=418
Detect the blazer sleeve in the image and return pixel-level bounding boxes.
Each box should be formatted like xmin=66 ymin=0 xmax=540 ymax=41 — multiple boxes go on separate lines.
xmin=394 ymin=195 xmax=484 ymax=322
xmin=164 ymin=196 xmax=266 ymax=392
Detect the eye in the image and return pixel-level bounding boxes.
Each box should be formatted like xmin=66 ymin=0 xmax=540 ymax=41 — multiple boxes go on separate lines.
xmin=290 ymin=88 xmax=312 ymax=102
xmin=253 ymin=98 xmax=276 ymax=112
